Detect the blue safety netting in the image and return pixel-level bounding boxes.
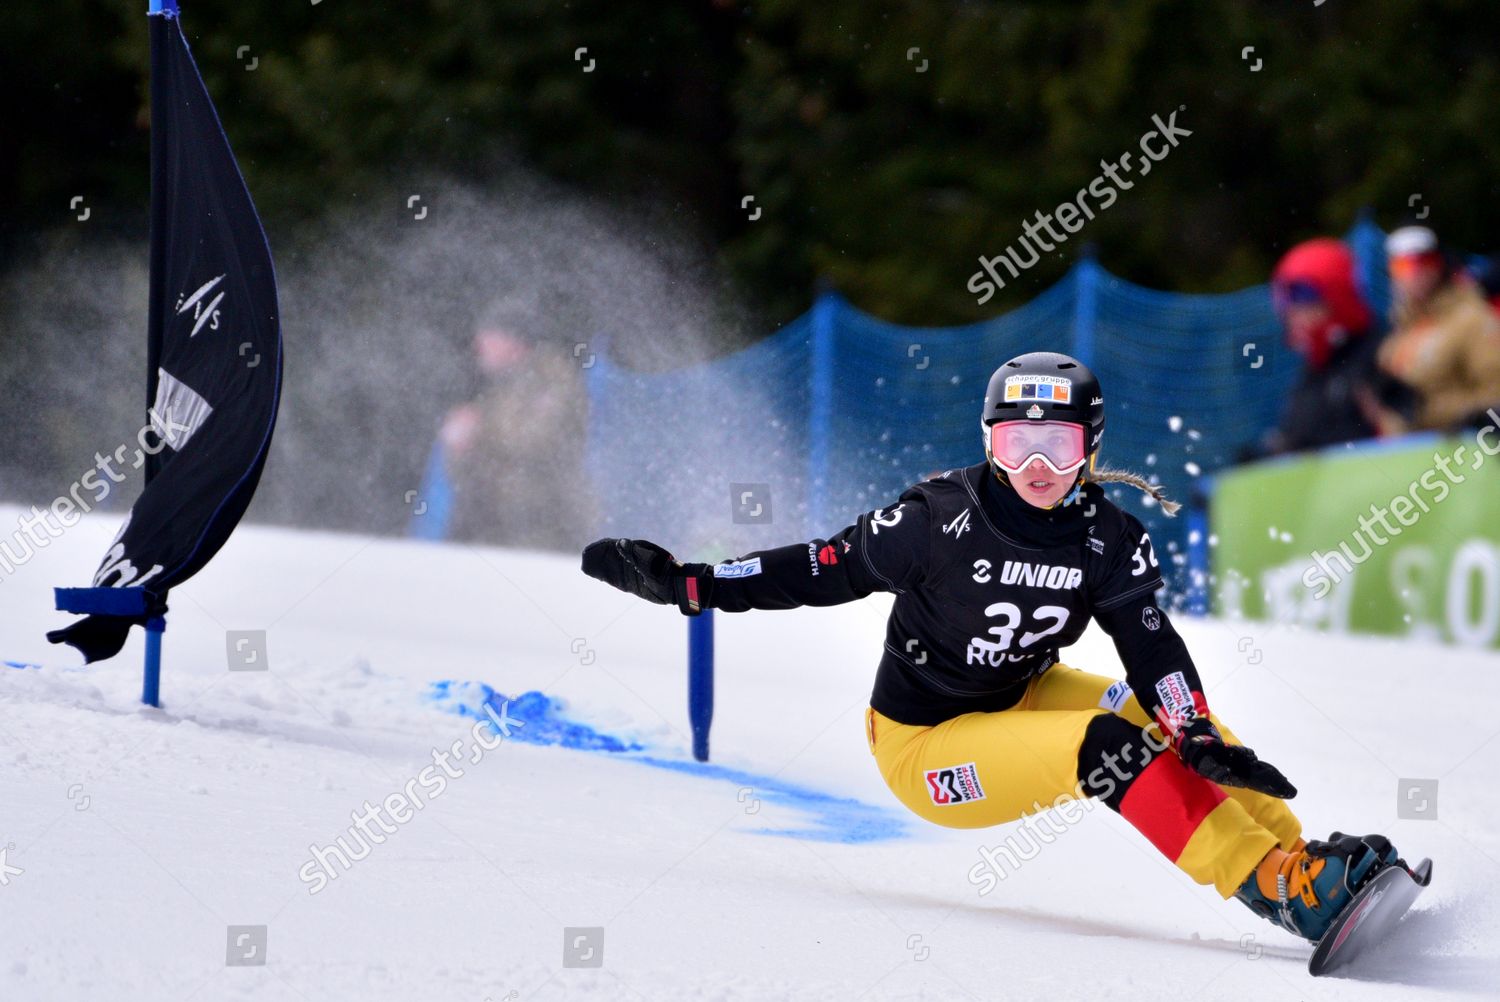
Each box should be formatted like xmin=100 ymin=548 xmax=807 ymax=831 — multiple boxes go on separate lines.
xmin=584 ymin=220 xmax=1391 ymax=596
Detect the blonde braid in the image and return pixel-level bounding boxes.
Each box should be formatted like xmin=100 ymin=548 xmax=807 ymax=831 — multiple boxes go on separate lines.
xmin=1089 ymin=465 xmax=1182 ymax=517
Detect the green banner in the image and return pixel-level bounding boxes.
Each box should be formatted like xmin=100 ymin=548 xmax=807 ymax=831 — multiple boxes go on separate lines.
xmin=1211 ymin=427 xmax=1500 ymax=649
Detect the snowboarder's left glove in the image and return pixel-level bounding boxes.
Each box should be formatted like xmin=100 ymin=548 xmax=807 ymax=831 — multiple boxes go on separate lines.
xmin=1174 ymin=717 xmax=1297 ymax=799
xmin=581 ymin=538 xmax=713 ymax=615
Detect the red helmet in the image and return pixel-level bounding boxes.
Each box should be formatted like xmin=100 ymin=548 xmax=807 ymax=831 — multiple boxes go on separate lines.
xmin=1271 ymin=239 xmax=1373 ymax=370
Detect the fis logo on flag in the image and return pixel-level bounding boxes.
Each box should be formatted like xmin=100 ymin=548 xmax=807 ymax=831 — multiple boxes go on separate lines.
xmin=175 ymin=274 xmax=226 ymax=337
xmin=925 ymin=762 xmax=986 ymax=805
xmin=1004 ymin=374 xmax=1072 ymax=403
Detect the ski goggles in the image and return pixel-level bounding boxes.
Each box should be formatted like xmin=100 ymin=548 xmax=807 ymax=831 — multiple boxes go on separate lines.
xmin=1388 ymin=252 xmax=1442 ymax=281
xmin=1271 ymin=279 xmax=1325 ymax=312
xmin=989 ymin=420 xmax=1087 ymax=476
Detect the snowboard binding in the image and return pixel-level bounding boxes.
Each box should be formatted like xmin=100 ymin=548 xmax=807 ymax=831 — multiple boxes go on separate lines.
xmin=1235 ymin=831 xmax=1432 ymax=976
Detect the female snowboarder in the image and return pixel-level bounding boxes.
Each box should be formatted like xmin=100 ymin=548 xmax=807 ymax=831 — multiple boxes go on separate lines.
xmin=582 ymin=351 xmax=1404 ymax=942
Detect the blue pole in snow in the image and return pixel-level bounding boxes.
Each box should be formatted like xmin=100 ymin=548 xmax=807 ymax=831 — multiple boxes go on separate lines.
xmin=688 ymin=610 xmax=714 ymax=762
xmin=53 ymin=587 xmax=164 ymax=707
xmin=141 ymin=0 xmax=174 ymax=706
xmin=142 ymin=616 xmax=164 ymax=707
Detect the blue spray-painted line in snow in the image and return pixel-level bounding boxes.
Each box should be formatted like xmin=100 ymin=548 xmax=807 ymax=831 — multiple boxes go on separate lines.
xmin=429 ymin=682 xmax=645 ymax=752
xmin=6 ymin=659 xmax=94 ymax=673
xmin=427 ymin=680 xmax=909 ymax=845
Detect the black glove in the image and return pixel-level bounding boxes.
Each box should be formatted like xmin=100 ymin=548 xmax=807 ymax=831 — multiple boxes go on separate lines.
xmin=1174 ymin=717 xmax=1297 ymax=799
xmin=580 ymin=538 xmax=713 ymax=615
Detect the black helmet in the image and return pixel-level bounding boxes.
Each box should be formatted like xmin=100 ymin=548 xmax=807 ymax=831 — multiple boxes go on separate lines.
xmin=981 ymin=352 xmax=1104 ymax=478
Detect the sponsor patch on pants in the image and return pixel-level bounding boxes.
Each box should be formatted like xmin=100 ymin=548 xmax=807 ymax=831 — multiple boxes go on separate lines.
xmin=925 ymin=762 xmax=986 ymax=806
xmin=1100 ymin=680 xmax=1132 ymax=712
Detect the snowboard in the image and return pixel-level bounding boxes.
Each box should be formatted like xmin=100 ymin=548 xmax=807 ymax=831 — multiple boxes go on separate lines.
xmin=1308 ymin=857 xmax=1432 ymax=977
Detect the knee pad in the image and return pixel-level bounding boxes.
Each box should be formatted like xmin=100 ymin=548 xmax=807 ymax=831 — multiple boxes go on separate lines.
xmin=1076 ymin=711 xmax=1170 ymax=811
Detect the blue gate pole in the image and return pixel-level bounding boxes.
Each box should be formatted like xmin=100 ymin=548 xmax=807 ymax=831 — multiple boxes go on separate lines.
xmin=145 ymin=0 xmax=176 ymax=701
xmin=142 ymin=615 xmax=165 ymax=707
xmin=1069 ymin=250 xmax=1100 ymax=366
xmin=688 ymin=609 xmax=714 ymax=761
xmin=808 ymin=291 xmax=838 ymax=531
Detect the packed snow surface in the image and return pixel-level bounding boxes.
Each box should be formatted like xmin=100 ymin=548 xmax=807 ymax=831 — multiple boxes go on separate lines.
xmin=2 ymin=505 xmax=1496 ymax=999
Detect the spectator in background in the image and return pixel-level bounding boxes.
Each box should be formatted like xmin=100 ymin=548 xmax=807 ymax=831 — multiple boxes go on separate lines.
xmin=1366 ymin=225 xmax=1500 ymax=435
xmin=1252 ymin=237 xmax=1384 ymax=456
xmin=1472 ymin=254 xmax=1500 ymax=313
xmin=426 ymin=324 xmax=592 ymax=550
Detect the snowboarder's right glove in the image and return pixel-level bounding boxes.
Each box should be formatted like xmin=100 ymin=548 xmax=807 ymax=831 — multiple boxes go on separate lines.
xmin=1174 ymin=717 xmax=1298 ymax=799
xmin=581 ymin=538 xmax=713 ymax=615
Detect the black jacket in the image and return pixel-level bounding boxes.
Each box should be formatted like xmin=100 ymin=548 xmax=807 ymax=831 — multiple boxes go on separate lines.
xmin=703 ymin=463 xmax=1208 ymax=729
xmin=1266 ymin=331 xmax=1386 ymax=455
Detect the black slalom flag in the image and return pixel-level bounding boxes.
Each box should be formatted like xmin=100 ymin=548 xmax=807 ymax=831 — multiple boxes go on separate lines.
xmin=48 ymin=0 xmax=283 ymax=674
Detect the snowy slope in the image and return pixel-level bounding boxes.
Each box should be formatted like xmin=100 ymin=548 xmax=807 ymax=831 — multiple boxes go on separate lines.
xmin=1 ymin=504 xmax=1497 ymax=1001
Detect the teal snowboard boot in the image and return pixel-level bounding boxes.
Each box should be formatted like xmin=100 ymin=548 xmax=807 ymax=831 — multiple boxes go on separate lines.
xmin=1235 ymin=832 xmax=1400 ymax=941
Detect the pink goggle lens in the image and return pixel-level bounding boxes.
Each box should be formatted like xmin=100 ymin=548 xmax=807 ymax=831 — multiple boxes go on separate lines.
xmin=990 ymin=420 xmax=1086 ymax=475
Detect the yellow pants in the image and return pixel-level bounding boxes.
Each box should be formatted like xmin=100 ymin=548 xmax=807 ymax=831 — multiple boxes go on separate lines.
xmin=866 ymin=665 xmax=1303 ymax=897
